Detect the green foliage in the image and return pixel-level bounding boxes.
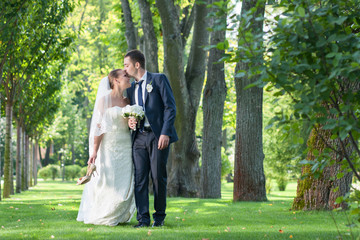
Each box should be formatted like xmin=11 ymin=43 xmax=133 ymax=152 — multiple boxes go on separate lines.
xmin=80 ymin=166 xmax=87 ymax=177
xmin=221 ymin=147 xmax=233 ymax=178
xmin=38 ymin=164 xmax=60 ymax=181
xmin=64 ymin=165 xmax=82 ymax=181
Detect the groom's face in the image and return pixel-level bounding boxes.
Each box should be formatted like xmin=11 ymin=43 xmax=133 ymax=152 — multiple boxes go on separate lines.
xmin=124 ymin=56 xmax=137 ymax=79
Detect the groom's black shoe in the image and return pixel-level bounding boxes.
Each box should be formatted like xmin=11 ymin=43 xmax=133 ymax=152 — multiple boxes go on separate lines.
xmin=133 ymin=222 xmax=150 ymax=228
xmin=152 ymin=220 xmax=164 ymax=227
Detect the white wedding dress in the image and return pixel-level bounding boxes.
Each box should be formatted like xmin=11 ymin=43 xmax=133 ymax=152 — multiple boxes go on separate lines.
xmin=77 ymin=106 xmax=136 ymax=226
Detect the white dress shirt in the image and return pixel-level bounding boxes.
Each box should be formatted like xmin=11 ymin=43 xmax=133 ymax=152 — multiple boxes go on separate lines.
xmin=134 ymin=71 xmax=150 ymax=127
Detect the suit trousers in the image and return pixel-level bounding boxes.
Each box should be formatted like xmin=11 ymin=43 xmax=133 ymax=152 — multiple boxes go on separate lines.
xmin=132 ymin=131 xmax=170 ymax=224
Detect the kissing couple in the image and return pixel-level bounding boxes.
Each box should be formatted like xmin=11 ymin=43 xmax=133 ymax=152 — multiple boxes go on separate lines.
xmin=76 ymin=49 xmax=178 ymax=227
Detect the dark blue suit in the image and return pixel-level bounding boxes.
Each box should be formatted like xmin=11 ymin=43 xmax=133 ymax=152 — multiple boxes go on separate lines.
xmin=126 ymin=72 xmax=178 ymax=225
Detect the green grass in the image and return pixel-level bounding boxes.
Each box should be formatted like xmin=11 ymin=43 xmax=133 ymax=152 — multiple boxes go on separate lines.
xmin=0 ymin=181 xmax=358 ymax=239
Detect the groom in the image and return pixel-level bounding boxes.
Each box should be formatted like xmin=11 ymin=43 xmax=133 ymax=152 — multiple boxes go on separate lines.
xmin=124 ymin=50 xmax=178 ymax=228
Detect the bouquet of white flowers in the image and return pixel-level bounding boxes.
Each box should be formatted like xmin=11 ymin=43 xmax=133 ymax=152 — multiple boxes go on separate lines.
xmin=122 ymin=105 xmax=145 ymax=130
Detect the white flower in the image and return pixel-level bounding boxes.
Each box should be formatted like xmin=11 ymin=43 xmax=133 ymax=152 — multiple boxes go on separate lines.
xmin=146 ymin=83 xmax=153 ymax=93
xmin=122 ymin=105 xmax=145 ymax=120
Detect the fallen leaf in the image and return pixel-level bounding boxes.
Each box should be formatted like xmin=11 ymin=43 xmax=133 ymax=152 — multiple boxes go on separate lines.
xmin=231 ymin=217 xmax=234 ymax=220
xmin=9 ymin=206 xmax=13 ymax=209
xmin=51 ymin=207 xmax=55 ymax=211
xmin=242 ymin=227 xmax=246 ymax=230
xmin=147 ymin=230 xmax=152 ymax=236
xmin=293 ymin=212 xmax=296 ymax=214
xmin=289 ymin=235 xmax=293 ymax=238
xmin=268 ymin=204 xmax=273 ymax=206
xmin=17 ymin=219 xmax=21 ymax=222
xmin=182 ymin=219 xmax=185 ymax=221
xmin=279 ymin=229 xmax=284 ymax=233
xmin=270 ymin=226 xmax=273 ymax=228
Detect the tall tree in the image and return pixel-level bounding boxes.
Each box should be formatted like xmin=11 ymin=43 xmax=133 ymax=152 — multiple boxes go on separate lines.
xmin=138 ymin=0 xmax=158 ymax=72
xmin=201 ymin=0 xmax=227 ymax=198
xmin=156 ymin=0 xmax=211 ymax=197
xmin=120 ymin=0 xmax=138 ymax=51
xmin=233 ymin=0 xmax=267 ymax=201
xmin=260 ymin=0 xmax=360 ymax=209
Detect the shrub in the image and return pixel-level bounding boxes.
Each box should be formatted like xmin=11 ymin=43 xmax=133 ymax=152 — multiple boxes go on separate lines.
xmin=38 ymin=167 xmax=52 ymax=181
xmin=276 ymin=176 xmax=288 ymax=191
xmin=47 ymin=164 xmax=60 ymax=180
xmin=64 ymin=165 xmax=82 ymax=181
xmin=80 ymin=166 xmax=87 ymax=177
xmin=38 ymin=164 xmax=60 ymax=180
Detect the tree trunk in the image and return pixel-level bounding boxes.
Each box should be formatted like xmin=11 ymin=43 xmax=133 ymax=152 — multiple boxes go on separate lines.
xmin=44 ymin=142 xmax=51 ymax=166
xmin=138 ymin=0 xmax=158 ymax=73
xmin=156 ymin=0 xmax=210 ymax=197
xmin=120 ymin=0 xmax=138 ymax=51
xmin=3 ymin=102 xmax=13 ymax=198
xmin=71 ymin=143 xmax=75 ymax=165
xmin=0 ymin=98 xmax=1 ymax=201
xmin=25 ymin=134 xmax=29 ymax=190
xmin=34 ymin=140 xmax=39 ymax=186
xmin=292 ymin=127 xmax=353 ymax=210
xmin=16 ymin=124 xmax=21 ymax=193
xmin=21 ymin=128 xmax=25 ymax=191
xmin=29 ymin=139 xmax=33 ymax=187
xmin=233 ymin=0 xmax=267 ymax=201
xmin=201 ymin=0 xmax=227 ymax=198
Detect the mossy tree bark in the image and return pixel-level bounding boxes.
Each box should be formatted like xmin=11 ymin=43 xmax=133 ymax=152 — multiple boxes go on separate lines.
xmin=292 ymin=127 xmax=353 ymax=210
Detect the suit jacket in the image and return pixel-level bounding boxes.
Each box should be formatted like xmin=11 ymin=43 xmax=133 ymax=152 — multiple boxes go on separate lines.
xmin=126 ymin=72 xmax=178 ymax=144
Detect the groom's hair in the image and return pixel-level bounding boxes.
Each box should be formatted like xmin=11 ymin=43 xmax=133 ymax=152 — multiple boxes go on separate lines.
xmin=125 ymin=50 xmax=145 ymax=69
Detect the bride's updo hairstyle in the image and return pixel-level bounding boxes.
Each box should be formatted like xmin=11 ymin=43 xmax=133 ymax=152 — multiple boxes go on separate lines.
xmin=108 ymin=69 xmax=123 ymax=89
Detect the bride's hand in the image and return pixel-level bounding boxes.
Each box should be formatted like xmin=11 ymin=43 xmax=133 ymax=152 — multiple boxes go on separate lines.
xmin=88 ymin=153 xmax=97 ymax=165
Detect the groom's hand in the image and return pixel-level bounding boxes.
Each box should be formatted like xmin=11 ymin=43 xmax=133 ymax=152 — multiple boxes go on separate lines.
xmin=158 ymin=135 xmax=170 ymax=150
xmin=128 ymin=117 xmax=137 ymax=130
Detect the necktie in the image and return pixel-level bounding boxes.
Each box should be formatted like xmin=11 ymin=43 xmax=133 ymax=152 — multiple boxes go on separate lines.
xmin=137 ymin=80 xmax=145 ymax=132
xmin=137 ymin=80 xmax=144 ymax=107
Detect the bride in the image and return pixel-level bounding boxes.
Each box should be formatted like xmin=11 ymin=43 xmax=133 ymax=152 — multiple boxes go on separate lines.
xmin=77 ymin=69 xmax=136 ymax=226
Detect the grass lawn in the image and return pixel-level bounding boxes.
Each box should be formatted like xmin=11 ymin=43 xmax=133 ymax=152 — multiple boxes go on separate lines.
xmin=0 ymin=180 xmax=358 ymax=239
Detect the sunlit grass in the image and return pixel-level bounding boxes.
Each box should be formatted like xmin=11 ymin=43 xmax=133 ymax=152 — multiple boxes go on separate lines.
xmin=0 ymin=180 xmax=358 ymax=239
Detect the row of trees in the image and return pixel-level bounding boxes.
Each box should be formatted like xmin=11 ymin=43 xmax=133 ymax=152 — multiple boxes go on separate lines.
xmin=0 ymin=0 xmax=75 ymax=199
xmin=1 ymin=0 xmax=358 ymax=214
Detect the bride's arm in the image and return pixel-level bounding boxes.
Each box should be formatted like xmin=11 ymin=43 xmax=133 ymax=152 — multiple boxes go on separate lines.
xmin=87 ymin=135 xmax=104 ymax=165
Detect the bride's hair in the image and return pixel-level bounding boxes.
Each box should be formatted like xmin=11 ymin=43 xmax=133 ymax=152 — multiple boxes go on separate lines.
xmin=108 ymin=69 xmax=123 ymax=89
